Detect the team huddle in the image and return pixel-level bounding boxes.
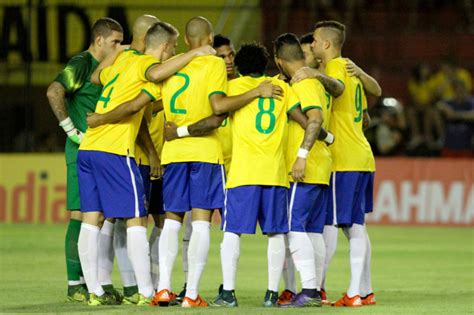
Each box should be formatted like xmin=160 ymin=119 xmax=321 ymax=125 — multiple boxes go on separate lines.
xmin=47 ymin=14 xmax=381 ymax=308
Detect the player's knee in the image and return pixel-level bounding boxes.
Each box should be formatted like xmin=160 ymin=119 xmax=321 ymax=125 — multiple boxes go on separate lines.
xmin=191 ymin=208 xmax=213 ymax=222
xmin=69 ymin=210 xmax=82 ymax=221
xmin=81 ymin=211 xmax=102 ymax=227
xmin=165 ymin=211 xmax=185 ymax=223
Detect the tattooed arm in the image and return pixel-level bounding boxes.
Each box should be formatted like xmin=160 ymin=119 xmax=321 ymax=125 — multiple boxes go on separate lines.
xmin=288 ymin=106 xmax=334 ymax=144
xmin=291 ymin=67 xmax=344 ymax=97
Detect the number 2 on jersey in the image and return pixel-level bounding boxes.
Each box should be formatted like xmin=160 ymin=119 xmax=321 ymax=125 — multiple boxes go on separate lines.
xmin=255 ymin=97 xmax=276 ymax=134
xmin=354 ymin=83 xmax=362 ymax=123
xmin=170 ymin=72 xmax=189 ymax=114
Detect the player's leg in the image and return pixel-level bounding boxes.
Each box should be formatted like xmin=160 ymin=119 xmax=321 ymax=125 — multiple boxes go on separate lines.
xmin=176 ymin=213 xmax=192 ymax=302
xmin=153 ymin=163 xmax=189 ymax=306
xmin=65 ymin=162 xmax=87 ymax=301
xmin=182 ymin=162 xmax=225 ymax=307
xmin=261 ymin=186 xmax=289 ymax=307
xmin=148 ymin=178 xmax=165 ymax=292
xmin=278 ymin=235 xmax=297 ymax=304
xmin=114 ymin=219 xmax=138 ymax=303
xmin=212 ymin=185 xmax=260 ymax=307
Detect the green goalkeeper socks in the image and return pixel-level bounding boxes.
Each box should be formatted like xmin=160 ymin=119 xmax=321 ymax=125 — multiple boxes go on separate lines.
xmin=65 ymin=218 xmax=83 ymax=283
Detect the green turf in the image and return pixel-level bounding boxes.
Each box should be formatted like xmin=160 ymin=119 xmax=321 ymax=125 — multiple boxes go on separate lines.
xmin=0 ymin=224 xmax=473 ymax=314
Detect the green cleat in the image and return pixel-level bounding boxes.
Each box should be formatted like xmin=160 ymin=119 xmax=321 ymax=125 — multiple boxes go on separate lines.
xmin=136 ymin=293 xmax=153 ymax=306
xmin=88 ymin=292 xmax=117 ymax=306
xmin=122 ymin=293 xmax=140 ymax=305
xmin=263 ymin=290 xmax=279 ymax=307
xmin=67 ymin=284 xmax=89 ymax=302
xmin=210 ymin=290 xmax=238 ymax=308
xmin=102 ymin=284 xmax=123 ymax=305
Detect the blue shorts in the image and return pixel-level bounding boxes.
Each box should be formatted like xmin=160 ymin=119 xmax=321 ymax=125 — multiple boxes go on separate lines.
xmin=288 ymin=182 xmax=328 ymax=233
xmin=363 ymin=172 xmax=375 ymax=213
xmin=326 ymin=172 xmax=373 ymax=227
xmin=77 ymin=150 xmax=147 ymax=219
xmin=149 ymin=179 xmax=165 ymax=215
xmin=138 ymin=165 xmax=151 ymax=204
xmin=223 ymin=185 xmax=289 ymax=234
xmin=162 ymin=162 xmax=225 ymax=213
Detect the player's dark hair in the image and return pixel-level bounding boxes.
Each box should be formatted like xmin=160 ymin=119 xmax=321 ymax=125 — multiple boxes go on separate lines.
xmin=314 ymin=20 xmax=346 ymax=48
xmin=145 ymin=21 xmax=179 ymax=48
xmin=91 ymin=17 xmax=123 ymax=43
xmin=300 ymin=33 xmax=314 ymax=45
xmin=273 ymin=33 xmax=305 ymax=62
xmin=213 ymin=34 xmax=232 ymax=49
xmin=234 ymin=42 xmax=269 ymax=76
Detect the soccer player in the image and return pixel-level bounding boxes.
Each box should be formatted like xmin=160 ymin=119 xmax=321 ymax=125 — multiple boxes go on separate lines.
xmin=210 ymin=42 xmax=298 ymax=308
xmin=153 ymin=16 xmax=283 ymax=308
xmin=46 ymin=17 xmax=123 ymax=302
xmin=294 ymin=20 xmax=380 ymax=307
xmin=273 ymin=33 xmax=332 ymax=307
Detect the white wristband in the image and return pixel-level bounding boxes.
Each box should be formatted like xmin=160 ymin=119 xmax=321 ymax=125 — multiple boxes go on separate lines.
xmin=177 ymin=126 xmax=190 ymax=138
xmin=297 ymin=148 xmax=309 ymax=159
xmin=324 ymin=132 xmax=335 ymax=144
xmin=59 ymin=117 xmax=75 ymax=133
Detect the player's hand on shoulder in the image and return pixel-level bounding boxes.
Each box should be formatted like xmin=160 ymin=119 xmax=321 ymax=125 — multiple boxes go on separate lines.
xmin=258 ymin=80 xmax=284 ymax=100
xmin=291 ymin=67 xmax=321 ymax=84
xmin=86 ymin=112 xmax=103 ymax=128
xmin=291 ymin=157 xmax=306 ymax=182
xmin=164 ymin=121 xmax=179 ymax=141
xmin=194 ymin=45 xmax=216 ymax=57
xmin=346 ymin=59 xmax=362 ymax=77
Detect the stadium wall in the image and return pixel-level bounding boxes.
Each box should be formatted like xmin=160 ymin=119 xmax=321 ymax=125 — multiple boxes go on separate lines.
xmin=0 ymin=154 xmax=472 ymax=226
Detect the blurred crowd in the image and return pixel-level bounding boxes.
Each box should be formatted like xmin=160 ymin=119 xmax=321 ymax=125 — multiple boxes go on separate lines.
xmin=366 ymin=57 xmax=473 ymax=157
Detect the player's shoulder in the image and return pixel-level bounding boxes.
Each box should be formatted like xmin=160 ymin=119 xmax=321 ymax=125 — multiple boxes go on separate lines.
xmin=327 ymin=56 xmax=346 ymax=68
xmin=201 ymin=55 xmax=226 ymax=68
xmin=66 ymin=51 xmax=94 ymax=68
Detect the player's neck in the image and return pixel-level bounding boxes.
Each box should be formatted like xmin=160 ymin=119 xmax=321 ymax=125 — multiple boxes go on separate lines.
xmin=129 ymin=39 xmax=145 ymax=54
xmin=88 ymin=45 xmax=104 ymax=62
xmin=285 ymin=60 xmax=306 ymax=78
xmin=324 ymin=49 xmax=342 ymax=65
xmin=188 ymin=39 xmax=210 ymax=50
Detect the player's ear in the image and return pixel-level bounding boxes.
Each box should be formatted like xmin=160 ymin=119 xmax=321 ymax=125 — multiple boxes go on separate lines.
xmin=184 ymin=36 xmax=189 ymax=46
xmin=324 ymin=39 xmax=330 ymax=50
xmin=208 ymin=32 xmax=214 ymax=46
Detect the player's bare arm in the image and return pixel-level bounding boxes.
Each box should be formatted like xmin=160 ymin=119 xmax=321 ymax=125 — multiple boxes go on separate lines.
xmin=86 ymin=92 xmax=156 ymax=128
xmin=210 ymin=80 xmax=283 ymax=115
xmin=90 ymin=45 xmax=128 ymax=86
xmin=291 ymin=108 xmax=323 ymax=182
xmin=346 ymin=59 xmax=382 ymax=97
xmin=136 ymin=118 xmax=161 ymax=178
xmin=164 ymin=113 xmax=228 ymax=141
xmin=288 ymin=106 xmax=334 ymax=144
xmin=152 ymin=99 xmax=163 ymax=114
xmin=363 ymin=110 xmax=371 ymax=129
xmin=291 ymin=67 xmax=344 ymax=97
xmin=146 ymin=45 xmax=216 ymax=83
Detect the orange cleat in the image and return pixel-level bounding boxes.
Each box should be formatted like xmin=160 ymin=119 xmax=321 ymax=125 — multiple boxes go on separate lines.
xmin=321 ymin=289 xmax=331 ymax=305
xmin=277 ymin=289 xmax=295 ymax=306
xmin=182 ymin=295 xmax=208 ymax=307
xmin=332 ymin=294 xmax=362 ymax=307
xmin=150 ymin=289 xmax=176 ymax=306
xmin=362 ymin=293 xmax=376 ymax=305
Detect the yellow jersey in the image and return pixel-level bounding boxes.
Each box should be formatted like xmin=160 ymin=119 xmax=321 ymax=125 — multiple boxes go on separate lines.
xmin=226 ymin=76 xmax=299 ymax=188
xmin=160 ymin=55 xmax=226 ymax=165
xmin=287 ymin=79 xmax=332 ymax=185
xmin=80 ymin=49 xmax=161 ymax=157
xmin=326 ymin=57 xmax=375 ymax=172
xmin=216 ymin=116 xmax=232 ymax=174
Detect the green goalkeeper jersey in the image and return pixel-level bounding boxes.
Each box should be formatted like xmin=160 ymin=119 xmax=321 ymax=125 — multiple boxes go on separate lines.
xmin=54 ymin=51 xmax=101 ymax=164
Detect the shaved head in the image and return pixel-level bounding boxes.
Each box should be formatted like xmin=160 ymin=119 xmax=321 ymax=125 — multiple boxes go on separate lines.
xmin=314 ymin=20 xmax=345 ymax=48
xmin=133 ymin=15 xmax=160 ymax=39
xmin=185 ymin=16 xmax=213 ymax=42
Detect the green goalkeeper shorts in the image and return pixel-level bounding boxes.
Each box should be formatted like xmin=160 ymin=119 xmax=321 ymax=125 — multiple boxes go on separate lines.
xmin=67 ymin=163 xmax=81 ymax=211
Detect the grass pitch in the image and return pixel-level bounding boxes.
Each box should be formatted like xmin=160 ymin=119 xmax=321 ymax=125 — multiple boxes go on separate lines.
xmin=0 ymin=224 xmax=473 ymax=314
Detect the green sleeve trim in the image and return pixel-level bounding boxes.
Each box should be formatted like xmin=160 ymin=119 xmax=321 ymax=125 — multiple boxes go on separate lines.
xmin=208 ymin=91 xmax=226 ymax=98
xmin=302 ymin=105 xmax=322 ymax=113
xmin=141 ymin=89 xmax=156 ymax=101
xmin=144 ymin=62 xmax=160 ymax=81
xmin=337 ymin=79 xmax=345 ymax=86
xmin=287 ymin=102 xmax=301 ymax=113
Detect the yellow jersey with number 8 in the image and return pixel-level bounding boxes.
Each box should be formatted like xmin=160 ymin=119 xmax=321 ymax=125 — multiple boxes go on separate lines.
xmin=326 ymin=57 xmax=375 ymax=172
xmin=160 ymin=55 xmax=226 ymax=165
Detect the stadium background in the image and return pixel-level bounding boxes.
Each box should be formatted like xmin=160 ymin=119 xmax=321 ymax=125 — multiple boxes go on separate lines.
xmin=0 ymin=0 xmax=473 ymax=313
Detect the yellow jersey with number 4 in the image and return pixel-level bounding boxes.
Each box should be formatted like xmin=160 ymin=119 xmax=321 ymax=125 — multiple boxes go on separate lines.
xmin=226 ymin=76 xmax=299 ymax=188
xmin=286 ymin=78 xmax=332 ymax=185
xmin=326 ymin=57 xmax=375 ymax=172
xmin=160 ymin=55 xmax=226 ymax=165
xmin=80 ymin=49 xmax=161 ymax=157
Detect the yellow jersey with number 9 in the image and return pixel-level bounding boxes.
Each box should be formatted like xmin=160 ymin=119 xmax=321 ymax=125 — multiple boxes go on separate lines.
xmin=326 ymin=57 xmax=375 ymax=172
xmin=160 ymin=55 xmax=226 ymax=165
xmin=286 ymin=78 xmax=332 ymax=185
xmin=226 ymin=76 xmax=299 ymax=188
xmin=80 ymin=49 xmax=161 ymax=157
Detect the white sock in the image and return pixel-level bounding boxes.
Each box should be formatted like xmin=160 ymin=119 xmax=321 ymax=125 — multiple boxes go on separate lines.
xmin=78 ymin=223 xmax=104 ymax=296
xmin=308 ymin=232 xmax=326 ymax=290
xmin=344 ymin=224 xmax=367 ymax=298
xmin=114 ymin=219 xmax=137 ymax=288
xmin=127 ymin=226 xmax=154 ymax=298
xmin=157 ymin=219 xmax=182 ymax=292
xmin=98 ymin=220 xmax=114 ymax=286
xmin=288 ymin=232 xmax=317 ymax=289
xmin=267 ymin=234 xmax=285 ymax=292
xmin=360 ymin=225 xmax=373 ymax=297
xmin=220 ymin=232 xmax=240 ymax=291
xmin=149 ymin=226 xmax=162 ymax=290
xmin=282 ymin=234 xmax=297 ymax=293
xmin=185 ymin=220 xmax=211 ymax=300
xmin=322 ymin=225 xmax=338 ymax=290
xmin=182 ymin=214 xmax=193 ymax=282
